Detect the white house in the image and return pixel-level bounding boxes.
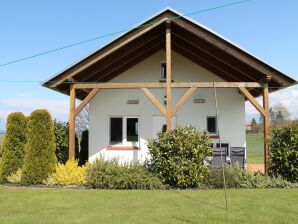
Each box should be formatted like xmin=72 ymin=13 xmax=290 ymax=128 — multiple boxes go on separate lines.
xmin=43 ymin=8 xmax=296 ymax=171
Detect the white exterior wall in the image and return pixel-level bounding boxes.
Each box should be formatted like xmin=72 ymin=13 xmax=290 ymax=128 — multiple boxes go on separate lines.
xmin=89 ymin=50 xmax=246 ymax=163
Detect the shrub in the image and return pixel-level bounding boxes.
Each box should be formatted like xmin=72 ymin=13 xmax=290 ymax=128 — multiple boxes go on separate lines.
xmin=146 ymin=126 xmax=212 ymax=188
xmin=86 ymin=158 xmax=165 ymax=189
xmin=7 ymin=169 xmax=22 ymax=184
xmin=269 ymin=121 xmax=298 ymax=182
xmin=53 ymin=120 xmax=79 ymax=164
xmin=205 ymin=165 xmax=296 ymax=189
xmin=79 ymin=130 xmax=88 ymax=165
xmin=0 ymin=112 xmax=27 ymax=182
xmin=21 ymin=110 xmax=57 ymax=184
xmin=44 ymin=160 xmax=88 ymax=186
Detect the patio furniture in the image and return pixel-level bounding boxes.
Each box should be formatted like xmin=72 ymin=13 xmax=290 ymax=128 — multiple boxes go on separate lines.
xmin=230 ymin=147 xmax=246 ymax=168
xmin=216 ymin=143 xmax=229 ymax=156
xmin=212 ymin=148 xmax=227 ymax=167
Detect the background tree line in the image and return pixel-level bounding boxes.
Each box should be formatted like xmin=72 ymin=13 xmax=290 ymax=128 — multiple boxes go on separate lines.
xmin=249 ymin=103 xmax=293 ymax=133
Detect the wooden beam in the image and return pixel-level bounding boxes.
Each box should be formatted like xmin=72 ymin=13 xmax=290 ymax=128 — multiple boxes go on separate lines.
xmin=74 ymin=82 xmax=262 ymax=89
xmin=51 ymin=21 xmax=165 ymax=88
xmin=259 ymin=75 xmax=272 ymax=83
xmin=166 ymin=21 xmax=172 ymax=131
xmin=239 ymin=87 xmax=265 ymax=116
xmin=141 ymin=88 xmax=166 ymax=116
xmin=173 ymin=35 xmax=253 ymax=82
xmin=69 ymin=84 xmax=76 ymax=160
xmin=80 ymin=32 xmax=164 ymax=82
xmin=87 ymin=41 xmax=164 ymax=83
xmin=263 ymin=83 xmax=270 ymax=173
xmin=75 ymin=89 xmax=99 ymax=116
xmin=172 ymin=87 xmax=197 ymax=115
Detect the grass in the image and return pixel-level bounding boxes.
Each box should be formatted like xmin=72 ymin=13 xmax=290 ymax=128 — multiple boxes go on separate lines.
xmin=0 ymin=187 xmax=297 ymax=224
xmin=246 ymin=133 xmax=264 ymax=164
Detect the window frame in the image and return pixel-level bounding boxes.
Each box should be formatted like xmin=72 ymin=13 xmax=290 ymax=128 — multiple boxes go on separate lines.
xmin=207 ymin=116 xmax=217 ymax=134
xmin=160 ymin=62 xmax=167 ymax=80
xmin=109 ymin=116 xmax=140 ymax=146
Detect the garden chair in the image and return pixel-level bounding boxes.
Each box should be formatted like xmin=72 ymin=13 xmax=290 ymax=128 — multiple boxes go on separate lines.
xmin=230 ymin=147 xmax=246 ymax=168
xmin=212 ymin=147 xmax=227 ymax=167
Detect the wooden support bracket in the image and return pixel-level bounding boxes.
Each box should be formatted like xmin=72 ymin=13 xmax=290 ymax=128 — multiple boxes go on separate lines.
xmin=172 ymin=87 xmax=197 ymax=115
xmin=141 ymin=88 xmax=166 ymax=116
xmin=239 ymin=87 xmax=265 ymax=116
xmin=75 ymin=89 xmax=99 ymax=116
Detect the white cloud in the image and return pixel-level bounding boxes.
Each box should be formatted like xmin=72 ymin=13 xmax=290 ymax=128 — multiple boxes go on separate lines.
xmin=0 ymin=99 xmax=69 ymax=128
xmin=245 ymin=87 xmax=298 ymax=120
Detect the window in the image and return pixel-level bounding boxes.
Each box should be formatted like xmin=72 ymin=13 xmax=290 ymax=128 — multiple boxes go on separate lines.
xmin=110 ymin=117 xmax=123 ymax=144
xmin=109 ymin=116 xmax=139 ymax=145
xmin=161 ymin=63 xmax=166 ymax=80
xmin=207 ymin=117 xmax=217 ymax=133
xmin=126 ymin=118 xmax=138 ymax=142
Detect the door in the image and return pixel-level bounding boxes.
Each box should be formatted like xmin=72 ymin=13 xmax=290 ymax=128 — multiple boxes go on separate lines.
xmin=152 ymin=116 xmax=176 ymax=139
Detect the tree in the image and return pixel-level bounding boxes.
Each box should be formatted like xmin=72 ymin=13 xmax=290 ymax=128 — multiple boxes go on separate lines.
xmin=21 ymin=110 xmax=57 ymax=184
xmin=53 ymin=120 xmax=69 ymax=164
xmin=274 ymin=103 xmax=291 ymax=121
xmin=146 ymin=126 xmax=212 ymax=188
xmin=76 ymin=106 xmax=89 ymax=132
xmin=250 ymin=118 xmax=259 ymax=133
xmin=79 ymin=130 xmax=89 ymax=165
xmin=0 ymin=112 xmax=27 ymax=181
xmin=53 ymin=120 xmax=80 ymax=164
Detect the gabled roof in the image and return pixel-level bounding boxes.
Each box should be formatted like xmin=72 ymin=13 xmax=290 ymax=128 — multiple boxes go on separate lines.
xmin=43 ymin=8 xmax=297 ymax=100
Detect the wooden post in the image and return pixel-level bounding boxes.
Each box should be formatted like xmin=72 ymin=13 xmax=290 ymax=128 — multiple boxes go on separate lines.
xmin=263 ymin=83 xmax=270 ymax=173
xmin=69 ymin=84 xmax=76 ymax=160
xmin=166 ymin=21 xmax=172 ymax=131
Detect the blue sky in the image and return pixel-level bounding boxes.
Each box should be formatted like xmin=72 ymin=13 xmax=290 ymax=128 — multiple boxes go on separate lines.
xmin=0 ymin=0 xmax=298 ymax=130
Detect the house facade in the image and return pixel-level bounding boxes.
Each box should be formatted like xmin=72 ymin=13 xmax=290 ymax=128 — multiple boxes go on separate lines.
xmin=43 ymin=8 xmax=296 ymax=171
xmin=88 ymin=50 xmax=245 ymax=163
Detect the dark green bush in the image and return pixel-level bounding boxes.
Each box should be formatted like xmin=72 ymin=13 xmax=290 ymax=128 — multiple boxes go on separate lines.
xmin=0 ymin=112 xmax=27 ymax=181
xmin=205 ymin=165 xmax=296 ymax=189
xmin=21 ymin=110 xmax=57 ymax=184
xmin=86 ymin=158 xmax=165 ymax=189
xmin=146 ymin=126 xmax=212 ymax=188
xmin=53 ymin=120 xmax=69 ymax=164
xmin=53 ymin=120 xmax=79 ymax=164
xmin=79 ymin=130 xmax=88 ymax=166
xmin=269 ymin=121 xmax=298 ymax=182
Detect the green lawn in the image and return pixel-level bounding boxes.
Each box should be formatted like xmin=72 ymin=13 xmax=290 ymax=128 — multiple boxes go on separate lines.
xmin=0 ymin=187 xmax=297 ymax=224
xmin=246 ymin=133 xmax=264 ymax=164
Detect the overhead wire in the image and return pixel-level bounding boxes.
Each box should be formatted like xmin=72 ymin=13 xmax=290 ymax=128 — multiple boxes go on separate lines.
xmin=0 ymin=0 xmax=250 ymax=68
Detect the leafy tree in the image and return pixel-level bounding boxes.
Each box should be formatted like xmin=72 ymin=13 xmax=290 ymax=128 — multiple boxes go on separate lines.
xmin=0 ymin=112 xmax=27 ymax=181
xmin=21 ymin=110 xmax=57 ymax=184
xmin=146 ymin=126 xmax=212 ymax=188
xmin=79 ymin=130 xmax=89 ymax=165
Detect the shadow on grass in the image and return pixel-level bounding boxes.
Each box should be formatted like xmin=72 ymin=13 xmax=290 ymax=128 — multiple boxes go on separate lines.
xmin=172 ymin=216 xmax=197 ymax=224
xmin=170 ymin=190 xmax=227 ymax=211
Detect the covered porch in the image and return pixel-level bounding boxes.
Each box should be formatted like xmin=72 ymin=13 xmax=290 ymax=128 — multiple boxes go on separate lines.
xmin=43 ymin=9 xmax=296 ymax=173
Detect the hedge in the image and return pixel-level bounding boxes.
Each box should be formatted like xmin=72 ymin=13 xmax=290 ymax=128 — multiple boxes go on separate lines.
xmin=0 ymin=112 xmax=27 ymax=181
xmin=21 ymin=110 xmax=57 ymax=184
xmin=269 ymin=121 xmax=298 ymax=182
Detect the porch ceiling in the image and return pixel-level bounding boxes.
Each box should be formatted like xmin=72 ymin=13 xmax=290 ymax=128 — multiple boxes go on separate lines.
xmin=43 ymin=9 xmax=296 ymax=100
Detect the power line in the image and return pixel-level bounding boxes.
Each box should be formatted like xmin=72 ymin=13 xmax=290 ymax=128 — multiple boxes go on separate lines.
xmin=0 ymin=0 xmax=250 ymax=68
